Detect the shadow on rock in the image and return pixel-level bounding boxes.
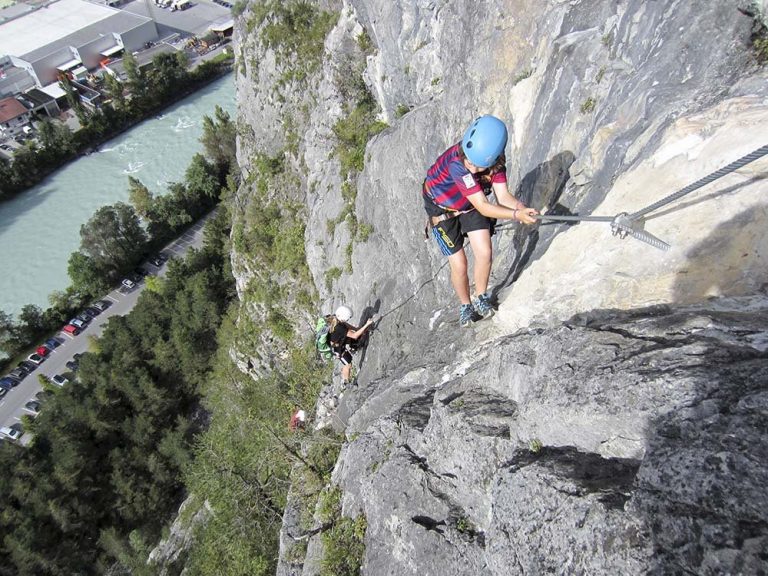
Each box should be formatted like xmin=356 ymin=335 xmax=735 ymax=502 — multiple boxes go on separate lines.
xmin=355 ymin=299 xmax=381 ymax=374
xmin=632 ymin=329 xmax=768 ymax=574
xmin=671 ymin=205 xmax=768 ymax=304
xmin=492 ymin=150 xmax=575 ymax=300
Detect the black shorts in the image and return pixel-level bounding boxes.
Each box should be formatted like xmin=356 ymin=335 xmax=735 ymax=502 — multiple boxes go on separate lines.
xmin=423 ymin=193 xmax=494 ymax=256
xmin=430 ymin=212 xmax=494 ymax=256
xmin=332 ymin=337 xmax=363 ymax=365
xmin=334 ymin=349 xmax=353 ymax=365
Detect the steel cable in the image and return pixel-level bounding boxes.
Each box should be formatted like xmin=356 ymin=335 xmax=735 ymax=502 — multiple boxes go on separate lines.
xmin=628 ymin=144 xmax=768 ymax=220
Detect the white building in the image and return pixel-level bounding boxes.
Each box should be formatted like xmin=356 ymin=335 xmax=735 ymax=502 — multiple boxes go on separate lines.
xmin=0 ymin=0 xmax=158 ymax=97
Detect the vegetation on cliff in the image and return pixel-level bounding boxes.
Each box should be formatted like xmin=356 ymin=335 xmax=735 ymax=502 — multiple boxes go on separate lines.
xmin=176 ymin=1 xmax=382 ymax=574
xmin=0 ymin=209 xmax=234 ymax=575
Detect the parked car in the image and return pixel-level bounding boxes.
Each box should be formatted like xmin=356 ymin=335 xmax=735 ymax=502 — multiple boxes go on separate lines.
xmin=149 ymin=255 xmax=163 ymax=266
xmin=69 ymin=318 xmax=87 ymax=329
xmin=84 ymin=306 xmax=101 ymax=317
xmin=35 ymin=390 xmax=52 ymax=403
xmin=134 ymin=267 xmax=148 ymax=278
xmin=27 ymin=353 xmax=45 ymax=365
xmin=121 ymin=278 xmax=135 ymax=289
xmin=92 ymin=300 xmax=112 ymax=311
xmin=44 ymin=337 xmax=61 ymax=350
xmin=65 ymin=359 xmax=79 ymax=372
xmin=77 ymin=311 xmax=94 ymax=322
xmin=8 ymin=368 xmax=26 ymax=380
xmin=24 ymin=400 xmax=41 ymax=415
xmin=62 ymin=324 xmax=81 ymax=336
xmin=17 ymin=360 xmax=36 ymax=373
xmin=0 ymin=377 xmax=19 ymax=390
xmin=51 ymin=374 xmax=69 ymax=387
xmin=0 ymin=388 xmax=6 ymax=399
xmin=36 ymin=345 xmax=51 ymax=357
xmin=0 ymin=423 xmax=23 ymax=441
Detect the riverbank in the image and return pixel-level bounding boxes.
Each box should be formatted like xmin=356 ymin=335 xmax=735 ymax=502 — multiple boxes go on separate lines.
xmin=0 ymin=74 xmax=236 ymax=317
xmin=0 ymin=52 xmax=233 ymax=203
xmin=77 ymin=57 xmax=233 ymax=157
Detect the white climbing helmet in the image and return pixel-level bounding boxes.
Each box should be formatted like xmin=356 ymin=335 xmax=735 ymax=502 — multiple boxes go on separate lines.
xmin=335 ymin=305 xmax=353 ymax=322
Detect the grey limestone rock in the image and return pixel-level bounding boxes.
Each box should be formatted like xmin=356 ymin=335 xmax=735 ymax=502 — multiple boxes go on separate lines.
xmin=230 ymin=0 xmax=768 ymax=574
xmin=336 ymin=297 xmax=768 ymax=575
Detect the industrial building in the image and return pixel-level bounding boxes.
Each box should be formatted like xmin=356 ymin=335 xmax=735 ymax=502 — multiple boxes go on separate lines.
xmin=0 ymin=0 xmax=158 ymax=99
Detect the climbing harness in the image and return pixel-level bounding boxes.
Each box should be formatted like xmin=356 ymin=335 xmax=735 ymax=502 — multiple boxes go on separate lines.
xmin=530 ymin=144 xmax=768 ymax=251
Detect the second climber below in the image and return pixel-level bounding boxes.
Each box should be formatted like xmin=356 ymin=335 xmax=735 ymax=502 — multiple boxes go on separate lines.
xmin=329 ymin=305 xmax=376 ymax=384
xmin=423 ymin=115 xmax=538 ymax=327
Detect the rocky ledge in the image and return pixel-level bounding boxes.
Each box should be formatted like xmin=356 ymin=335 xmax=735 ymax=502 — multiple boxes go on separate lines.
xmin=328 ymin=295 xmax=768 ymax=575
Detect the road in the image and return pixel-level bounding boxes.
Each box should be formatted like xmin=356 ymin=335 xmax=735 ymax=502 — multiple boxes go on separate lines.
xmin=0 ymin=212 xmax=215 ymax=441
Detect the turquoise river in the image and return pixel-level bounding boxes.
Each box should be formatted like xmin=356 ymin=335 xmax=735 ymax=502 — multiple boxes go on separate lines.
xmin=0 ymin=74 xmax=236 ymax=317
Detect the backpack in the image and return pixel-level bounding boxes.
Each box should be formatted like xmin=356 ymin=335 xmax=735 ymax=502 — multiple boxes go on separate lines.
xmin=315 ymin=316 xmax=334 ymax=361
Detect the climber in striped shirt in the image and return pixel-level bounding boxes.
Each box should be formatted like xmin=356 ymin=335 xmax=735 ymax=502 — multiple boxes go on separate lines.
xmin=423 ymin=115 xmax=538 ymax=327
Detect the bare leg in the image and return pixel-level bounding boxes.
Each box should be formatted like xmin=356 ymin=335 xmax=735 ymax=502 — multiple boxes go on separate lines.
xmin=341 ymin=363 xmax=352 ymax=383
xmin=447 ymin=248 xmax=471 ymax=304
xmin=467 ymin=229 xmax=492 ymax=296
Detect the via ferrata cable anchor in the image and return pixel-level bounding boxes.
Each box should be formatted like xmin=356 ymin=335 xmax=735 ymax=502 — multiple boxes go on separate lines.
xmin=610 ymin=212 xmax=670 ymax=251
xmin=530 ymin=144 xmax=768 ymax=252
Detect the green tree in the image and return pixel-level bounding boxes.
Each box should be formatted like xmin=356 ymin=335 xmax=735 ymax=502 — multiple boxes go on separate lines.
xmin=200 ymin=105 xmax=237 ymax=174
xmin=68 ymin=251 xmax=111 ymax=298
xmin=128 ymin=177 xmax=154 ymax=218
xmin=103 ymin=72 xmax=126 ymax=112
xmin=147 ymin=190 xmax=190 ymax=239
xmin=0 ymin=309 xmax=18 ymax=356
xmin=123 ymin=51 xmax=147 ymax=111
xmin=6 ymin=146 xmax=41 ymax=189
xmin=0 ymin=159 xmax=15 ymax=198
xmin=59 ymin=75 xmax=89 ymax=127
xmin=79 ymin=202 xmax=147 ymax=281
xmin=148 ymin=52 xmax=190 ymax=104
xmin=37 ymin=118 xmax=74 ymax=156
xmin=15 ymin=304 xmax=45 ymax=344
xmin=185 ymin=154 xmax=220 ymax=201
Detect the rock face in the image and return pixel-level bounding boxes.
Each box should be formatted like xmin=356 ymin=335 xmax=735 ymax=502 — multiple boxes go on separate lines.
xmin=337 ymin=296 xmax=768 ymax=575
xmin=231 ymin=0 xmax=768 ymax=574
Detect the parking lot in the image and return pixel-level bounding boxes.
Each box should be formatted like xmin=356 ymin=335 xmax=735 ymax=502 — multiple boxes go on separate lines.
xmin=121 ymin=0 xmax=232 ymax=38
xmin=0 ymin=212 xmax=215 ymax=444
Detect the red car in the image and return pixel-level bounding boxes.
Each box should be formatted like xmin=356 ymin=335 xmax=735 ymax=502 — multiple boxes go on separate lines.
xmin=62 ymin=324 xmax=81 ymax=336
xmin=36 ymin=345 xmax=50 ymax=357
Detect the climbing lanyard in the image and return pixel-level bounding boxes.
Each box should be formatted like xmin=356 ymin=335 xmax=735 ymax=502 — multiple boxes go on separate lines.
xmin=532 ymin=144 xmax=768 ymax=251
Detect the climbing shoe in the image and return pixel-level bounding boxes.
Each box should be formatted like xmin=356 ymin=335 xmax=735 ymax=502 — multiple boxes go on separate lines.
xmin=459 ymin=303 xmax=477 ymax=327
xmin=472 ymin=292 xmax=494 ymax=319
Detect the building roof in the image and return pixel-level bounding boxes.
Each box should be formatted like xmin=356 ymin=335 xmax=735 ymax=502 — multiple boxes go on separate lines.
xmin=0 ymin=96 xmax=27 ymax=122
xmin=22 ymin=10 xmax=152 ymax=62
xmin=0 ymin=0 xmax=150 ymax=59
xmin=106 ymin=42 xmax=179 ymax=78
xmin=23 ymin=87 xmax=56 ymax=106
xmin=0 ymin=2 xmax=34 ymax=23
xmin=210 ymin=18 xmax=233 ymax=33
xmin=40 ymin=82 xmax=66 ymax=99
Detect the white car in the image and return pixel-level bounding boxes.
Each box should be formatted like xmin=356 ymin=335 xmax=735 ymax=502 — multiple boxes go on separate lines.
xmin=51 ymin=374 xmax=69 ymax=387
xmin=0 ymin=425 xmax=23 ymax=441
xmin=121 ymin=278 xmax=135 ymax=289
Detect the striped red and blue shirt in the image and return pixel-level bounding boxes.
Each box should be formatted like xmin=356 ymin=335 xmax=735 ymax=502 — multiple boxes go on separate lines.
xmin=423 ymin=143 xmax=507 ymax=211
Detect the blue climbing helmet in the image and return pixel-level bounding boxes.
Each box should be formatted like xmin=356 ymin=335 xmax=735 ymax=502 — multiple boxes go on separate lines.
xmin=461 ymin=115 xmax=508 ymax=168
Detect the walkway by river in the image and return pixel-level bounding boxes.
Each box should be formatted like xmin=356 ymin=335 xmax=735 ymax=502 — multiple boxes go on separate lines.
xmin=0 ymin=74 xmax=235 ymax=317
